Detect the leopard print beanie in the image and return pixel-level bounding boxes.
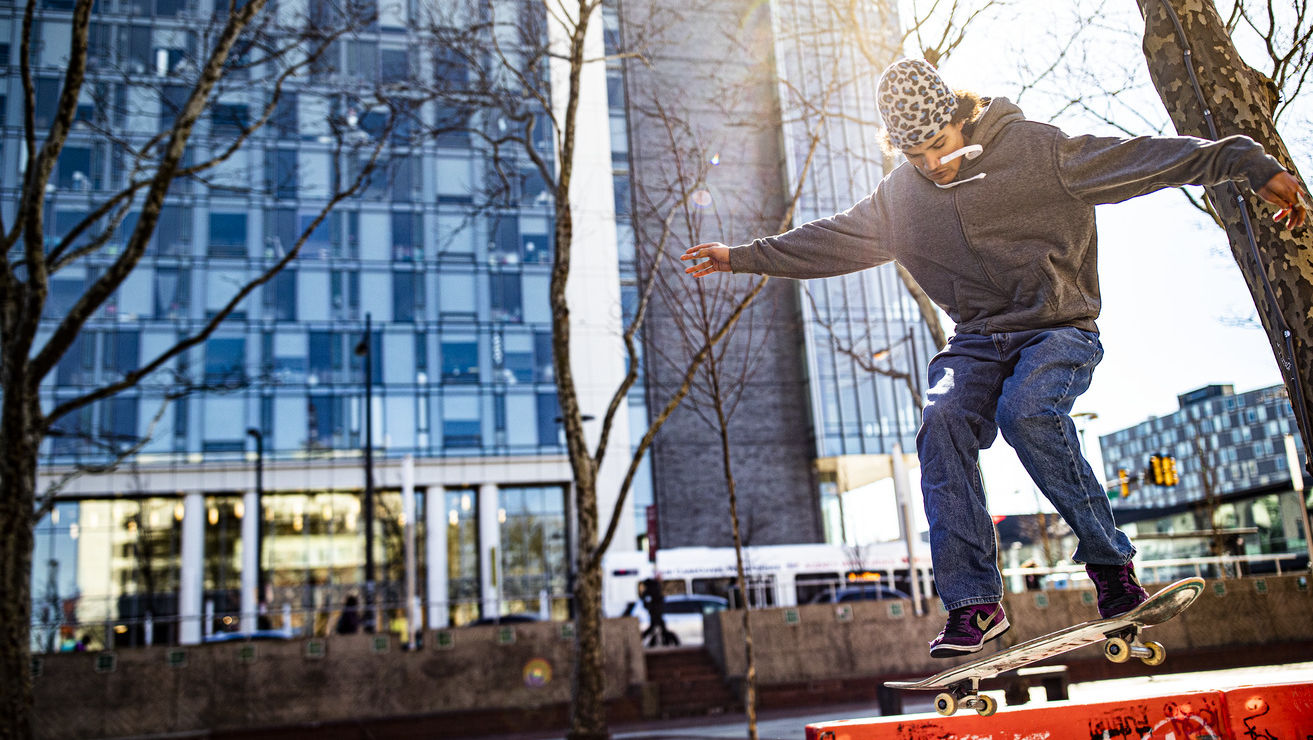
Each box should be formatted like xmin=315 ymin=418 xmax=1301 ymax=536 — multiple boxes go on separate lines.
xmin=877 ymin=59 xmax=958 ymax=151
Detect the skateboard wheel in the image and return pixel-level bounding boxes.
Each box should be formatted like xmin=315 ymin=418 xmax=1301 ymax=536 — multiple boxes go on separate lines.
xmin=934 ymin=692 xmax=958 ymax=716
xmin=975 ymin=694 xmax=998 ymax=717
xmin=1104 ymin=636 xmax=1131 ymax=664
xmin=1142 ymin=640 xmax=1166 ymax=666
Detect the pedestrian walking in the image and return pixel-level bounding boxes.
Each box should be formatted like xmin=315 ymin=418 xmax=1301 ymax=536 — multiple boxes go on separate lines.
xmin=640 ymin=573 xmax=677 ymax=647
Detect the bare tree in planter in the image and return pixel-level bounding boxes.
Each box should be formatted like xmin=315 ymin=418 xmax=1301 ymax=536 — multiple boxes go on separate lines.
xmin=0 ymin=1 xmax=397 ymax=734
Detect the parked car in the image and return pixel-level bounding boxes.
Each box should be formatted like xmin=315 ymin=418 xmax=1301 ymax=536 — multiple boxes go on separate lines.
xmin=808 ymin=583 xmax=910 ymax=604
xmin=203 ymin=629 xmax=294 ymax=643
xmin=623 ymin=594 xmax=729 ymax=647
xmin=469 ymin=613 xmax=541 ymax=626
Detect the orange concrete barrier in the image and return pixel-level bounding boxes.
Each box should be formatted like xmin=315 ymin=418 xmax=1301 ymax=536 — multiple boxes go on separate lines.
xmin=806 ymin=682 xmax=1313 ymax=740
xmin=1221 ymin=682 xmax=1313 ymax=739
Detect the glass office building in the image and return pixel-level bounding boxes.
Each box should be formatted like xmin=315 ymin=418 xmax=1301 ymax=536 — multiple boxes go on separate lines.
xmin=764 ymin=0 xmax=933 ymax=543
xmin=20 ymin=0 xmax=648 ymax=650
xmin=1099 ymin=384 xmax=1309 ymax=561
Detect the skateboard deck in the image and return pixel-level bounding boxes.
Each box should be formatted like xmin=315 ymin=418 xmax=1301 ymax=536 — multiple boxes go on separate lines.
xmin=885 ymin=576 xmax=1205 ymax=716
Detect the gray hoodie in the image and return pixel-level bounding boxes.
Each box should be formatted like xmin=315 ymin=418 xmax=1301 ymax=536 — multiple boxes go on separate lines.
xmin=728 ymin=97 xmax=1285 ymax=335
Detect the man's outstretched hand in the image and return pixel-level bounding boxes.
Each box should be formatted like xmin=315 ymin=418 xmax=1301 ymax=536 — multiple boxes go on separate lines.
xmin=1258 ymin=171 xmax=1308 ymax=228
xmin=682 ymin=243 xmax=732 ymax=278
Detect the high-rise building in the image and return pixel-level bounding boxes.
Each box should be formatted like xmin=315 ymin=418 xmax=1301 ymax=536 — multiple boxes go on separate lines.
xmin=623 ymin=0 xmax=933 ymax=548
xmin=21 ymin=0 xmax=645 ymax=650
xmin=1099 ymin=384 xmax=1309 ymax=561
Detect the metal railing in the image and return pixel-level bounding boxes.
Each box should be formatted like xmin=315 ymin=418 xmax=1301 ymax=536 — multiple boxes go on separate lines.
xmin=1002 ymin=552 xmax=1303 ymax=590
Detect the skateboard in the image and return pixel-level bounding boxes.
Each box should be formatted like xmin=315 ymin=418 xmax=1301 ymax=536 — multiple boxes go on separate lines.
xmin=884 ymin=576 xmax=1205 ymax=717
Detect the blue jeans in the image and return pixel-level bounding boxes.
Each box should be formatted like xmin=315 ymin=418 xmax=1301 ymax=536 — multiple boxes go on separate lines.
xmin=917 ymin=327 xmax=1136 ymax=610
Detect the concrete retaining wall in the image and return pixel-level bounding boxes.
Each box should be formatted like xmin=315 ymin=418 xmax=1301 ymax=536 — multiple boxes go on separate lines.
xmin=33 ymin=618 xmax=645 ymax=740
xmin=706 ymin=575 xmax=1313 ymax=684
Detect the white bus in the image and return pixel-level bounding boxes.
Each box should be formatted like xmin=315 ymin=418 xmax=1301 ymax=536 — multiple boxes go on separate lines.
xmin=602 ymin=542 xmax=934 ymax=618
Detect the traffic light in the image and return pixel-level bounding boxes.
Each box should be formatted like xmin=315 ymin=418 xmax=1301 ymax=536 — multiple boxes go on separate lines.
xmin=1118 ymin=469 xmax=1130 ymax=498
xmin=1148 ymin=455 xmax=1165 ymax=485
xmin=1162 ymin=456 xmax=1179 ymax=486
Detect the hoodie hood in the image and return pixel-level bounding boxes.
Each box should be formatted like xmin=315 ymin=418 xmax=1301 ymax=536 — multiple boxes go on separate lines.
xmin=965 ymin=96 xmax=1026 ymax=153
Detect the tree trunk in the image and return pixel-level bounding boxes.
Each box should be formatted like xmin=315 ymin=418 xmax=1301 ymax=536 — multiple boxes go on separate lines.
xmin=0 ymin=389 xmax=39 ymax=740
xmin=1138 ymin=0 xmax=1313 ymax=469
xmin=567 ymin=550 xmax=608 ymax=740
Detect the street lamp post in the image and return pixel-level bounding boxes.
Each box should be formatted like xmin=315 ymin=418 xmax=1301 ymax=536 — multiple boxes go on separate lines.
xmin=1072 ymin=411 xmax=1100 ymax=469
xmin=246 ymin=428 xmax=265 ymax=610
xmin=354 ymin=313 xmax=377 ymax=631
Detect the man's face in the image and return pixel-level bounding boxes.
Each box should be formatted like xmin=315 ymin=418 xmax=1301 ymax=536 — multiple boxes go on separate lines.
xmin=903 ymin=121 xmax=968 ymax=185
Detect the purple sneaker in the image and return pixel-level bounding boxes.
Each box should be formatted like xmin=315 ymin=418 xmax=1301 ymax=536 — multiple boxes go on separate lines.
xmin=929 ymin=603 xmax=1010 ymax=659
xmin=1085 ymin=561 xmax=1149 ymax=619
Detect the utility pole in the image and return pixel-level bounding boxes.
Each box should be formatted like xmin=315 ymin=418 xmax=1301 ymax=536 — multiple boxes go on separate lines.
xmin=355 ymin=313 xmax=377 ymax=632
xmin=246 ymin=428 xmax=265 ymax=610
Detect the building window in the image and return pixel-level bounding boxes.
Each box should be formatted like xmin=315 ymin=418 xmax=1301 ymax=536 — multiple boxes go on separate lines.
xmin=204 ymin=337 xmax=246 ymax=385
xmin=45 ymin=277 xmax=84 ymax=320
xmin=99 ymin=396 xmax=138 ymax=445
xmin=392 ymin=270 xmax=424 ymax=323
xmin=498 ymin=485 xmax=568 ymax=616
xmin=155 ymin=206 xmax=192 ymax=257
xmin=211 ymin=103 xmax=249 ymax=137
xmin=380 ymin=47 xmax=410 ymax=84
xmin=269 ymin=148 xmax=298 ymax=200
xmin=391 ymin=211 xmax=422 ymax=261
xmin=445 ymin=488 xmax=479 ymax=626
xmin=534 ymin=331 xmax=554 ymax=383
xmin=273 ymin=92 xmax=298 ymax=139
xmin=391 ymin=158 xmax=417 ymax=203
xmin=490 ymin=272 xmax=522 ymax=323
xmin=308 ymin=331 xmax=346 ymax=386
xmin=536 ymin=392 xmax=559 ymax=447
xmin=55 ymin=333 xmax=93 ymax=386
xmin=154 ymin=267 xmax=190 ymax=319
xmin=56 ymin=146 xmax=92 ymax=191
xmin=104 ymin=330 xmax=140 ymax=377
xmin=331 ymin=210 xmax=359 ymax=259
xmin=264 ymin=269 xmax=297 ymax=322
xmin=503 ymin=333 xmax=534 ymax=384
xmin=331 ymin=271 xmax=359 ymax=321
xmin=438 ymin=272 xmax=476 ymax=320
xmin=307 ymin=394 xmax=344 ymax=449
xmin=207 ymin=212 xmax=247 ymax=257
xmin=491 ymin=216 xmax=520 ymax=264
xmin=442 ymin=394 xmax=481 ymax=448
xmin=441 ymin=340 xmax=478 ymax=383
xmin=119 ymin=24 xmax=153 ymax=74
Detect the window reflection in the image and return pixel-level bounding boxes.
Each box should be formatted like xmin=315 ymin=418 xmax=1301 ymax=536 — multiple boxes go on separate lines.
xmin=497 ymin=485 xmax=568 ymax=620
xmin=30 ymin=498 xmax=183 ymax=652
xmin=446 ymin=488 xmax=479 ymax=626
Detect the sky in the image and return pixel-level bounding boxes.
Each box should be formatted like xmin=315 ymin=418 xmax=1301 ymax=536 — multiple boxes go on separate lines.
xmin=840 ymin=0 xmax=1309 ymax=530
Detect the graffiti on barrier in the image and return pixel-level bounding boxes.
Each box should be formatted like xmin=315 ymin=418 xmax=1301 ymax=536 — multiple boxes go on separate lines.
xmin=1087 ymin=707 xmax=1151 ymax=739
xmin=1239 ymin=695 xmax=1277 ymax=740
xmin=1143 ymin=701 xmax=1221 ymax=740
xmin=1087 ymin=701 xmax=1221 ymax=740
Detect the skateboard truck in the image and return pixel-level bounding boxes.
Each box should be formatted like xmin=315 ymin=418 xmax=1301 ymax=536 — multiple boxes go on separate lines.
xmin=1101 ymin=625 xmax=1166 ymax=666
xmin=934 ymin=677 xmax=999 ymax=717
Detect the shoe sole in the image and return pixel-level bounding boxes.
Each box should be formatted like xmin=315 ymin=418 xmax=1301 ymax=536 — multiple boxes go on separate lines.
xmin=929 ymin=618 xmax=1011 ymax=659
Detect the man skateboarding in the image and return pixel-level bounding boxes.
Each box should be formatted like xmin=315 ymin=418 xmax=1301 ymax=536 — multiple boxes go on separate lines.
xmin=681 ymin=58 xmax=1307 ymax=659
